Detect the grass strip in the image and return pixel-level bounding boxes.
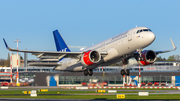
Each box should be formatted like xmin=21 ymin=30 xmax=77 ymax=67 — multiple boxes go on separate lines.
xmin=0 ymin=94 xmax=179 ymax=99
xmin=0 ymin=90 xmax=160 ymax=94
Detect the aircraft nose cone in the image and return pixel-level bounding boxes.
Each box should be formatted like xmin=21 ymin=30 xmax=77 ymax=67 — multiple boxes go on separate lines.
xmin=148 ymin=32 xmax=156 ymax=42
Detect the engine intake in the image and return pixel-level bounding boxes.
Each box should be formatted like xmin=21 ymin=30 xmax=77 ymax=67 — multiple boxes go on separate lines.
xmin=137 ymin=50 xmax=156 ymax=66
xmin=81 ymin=50 xmax=101 ymax=66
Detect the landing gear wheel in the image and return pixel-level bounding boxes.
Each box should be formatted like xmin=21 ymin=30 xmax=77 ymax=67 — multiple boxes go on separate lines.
xmin=126 ymin=69 xmax=130 ymax=76
xmin=84 ymin=70 xmax=88 ymax=76
xmin=89 ymin=69 xmax=93 ymax=76
xmin=138 ymin=57 xmax=144 ymax=61
xmin=120 ymin=69 xmax=125 ymax=75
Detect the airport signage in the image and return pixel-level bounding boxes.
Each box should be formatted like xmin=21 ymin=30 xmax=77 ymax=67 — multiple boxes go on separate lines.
xmin=30 ymin=90 xmax=37 ymax=97
xmin=31 ymin=90 xmax=37 ymax=94
xmin=22 ymin=91 xmax=28 ymax=94
xmin=22 ymin=91 xmax=31 ymax=94
xmin=108 ymin=90 xmax=117 ymax=93
xmin=76 ymin=87 xmax=88 ymax=90
xmin=40 ymin=89 xmax=48 ymax=92
xmin=96 ymin=90 xmax=106 ymax=93
xmin=117 ymin=94 xmax=125 ymax=98
xmin=1 ymin=86 xmax=8 ymax=89
xmin=138 ymin=92 xmax=149 ymax=96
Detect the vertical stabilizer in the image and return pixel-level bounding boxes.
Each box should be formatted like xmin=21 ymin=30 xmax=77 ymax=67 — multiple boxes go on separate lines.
xmin=53 ymin=30 xmax=71 ymax=52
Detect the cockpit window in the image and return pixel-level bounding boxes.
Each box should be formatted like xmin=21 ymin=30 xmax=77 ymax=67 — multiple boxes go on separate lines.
xmin=137 ymin=30 xmax=139 ymax=33
xmin=143 ymin=29 xmax=148 ymax=31
xmin=136 ymin=29 xmax=152 ymax=34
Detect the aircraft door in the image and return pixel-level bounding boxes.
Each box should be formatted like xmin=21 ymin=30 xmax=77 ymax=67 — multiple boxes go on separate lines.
xmin=128 ymin=30 xmax=132 ymax=41
xmin=101 ymin=43 xmax=105 ymax=50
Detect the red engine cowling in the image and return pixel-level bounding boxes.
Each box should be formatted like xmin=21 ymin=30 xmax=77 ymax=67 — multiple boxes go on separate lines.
xmin=137 ymin=50 xmax=156 ymax=66
xmin=81 ymin=50 xmax=101 ymax=66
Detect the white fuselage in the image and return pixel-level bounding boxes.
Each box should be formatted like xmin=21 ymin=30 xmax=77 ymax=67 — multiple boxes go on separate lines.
xmin=55 ymin=27 xmax=155 ymax=71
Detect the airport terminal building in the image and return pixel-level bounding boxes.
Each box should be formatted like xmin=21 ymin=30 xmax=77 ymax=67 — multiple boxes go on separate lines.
xmin=31 ymin=65 xmax=180 ymax=87
xmin=0 ymin=61 xmax=180 ymax=87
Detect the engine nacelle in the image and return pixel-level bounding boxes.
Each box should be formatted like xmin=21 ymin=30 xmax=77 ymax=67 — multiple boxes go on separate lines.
xmin=137 ymin=50 xmax=156 ymax=66
xmin=81 ymin=50 xmax=101 ymax=66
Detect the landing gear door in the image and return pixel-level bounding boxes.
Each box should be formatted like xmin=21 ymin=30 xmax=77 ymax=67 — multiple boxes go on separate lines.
xmin=128 ymin=30 xmax=132 ymax=41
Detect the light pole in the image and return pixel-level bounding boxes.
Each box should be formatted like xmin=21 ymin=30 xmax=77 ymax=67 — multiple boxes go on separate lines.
xmin=138 ymin=65 xmax=141 ymax=88
xmin=14 ymin=39 xmax=21 ymax=84
xmin=10 ymin=51 xmax=12 ymax=83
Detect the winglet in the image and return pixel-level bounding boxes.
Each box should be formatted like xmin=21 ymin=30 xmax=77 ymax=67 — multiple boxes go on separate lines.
xmin=3 ymin=38 xmax=10 ymax=49
xmin=170 ymin=38 xmax=177 ymax=50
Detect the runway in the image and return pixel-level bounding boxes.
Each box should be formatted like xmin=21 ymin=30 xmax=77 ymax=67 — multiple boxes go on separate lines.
xmin=0 ymin=98 xmax=180 ymax=101
xmin=0 ymin=86 xmax=180 ymax=101
xmin=2 ymin=86 xmax=180 ymax=95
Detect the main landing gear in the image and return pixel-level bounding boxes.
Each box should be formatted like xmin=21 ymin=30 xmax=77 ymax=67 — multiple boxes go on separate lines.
xmin=84 ymin=69 xmax=93 ymax=76
xmin=121 ymin=59 xmax=130 ymax=76
xmin=120 ymin=69 xmax=130 ymax=76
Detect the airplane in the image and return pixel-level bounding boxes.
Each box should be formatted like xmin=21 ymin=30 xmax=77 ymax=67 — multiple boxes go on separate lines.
xmin=3 ymin=27 xmax=177 ymax=76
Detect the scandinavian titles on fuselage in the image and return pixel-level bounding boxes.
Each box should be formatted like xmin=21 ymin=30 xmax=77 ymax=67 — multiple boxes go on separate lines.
xmin=94 ymin=31 xmax=129 ymax=50
xmin=111 ymin=31 xmax=128 ymax=42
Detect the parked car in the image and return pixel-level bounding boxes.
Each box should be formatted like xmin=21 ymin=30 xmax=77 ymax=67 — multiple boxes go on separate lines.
xmin=141 ymin=82 xmax=146 ymax=86
xmin=154 ymin=82 xmax=159 ymax=86
xmin=1 ymin=82 xmax=9 ymax=86
xmin=82 ymin=82 xmax=87 ymax=86
xmin=160 ymin=82 xmax=166 ymax=86
xmin=147 ymin=82 xmax=152 ymax=86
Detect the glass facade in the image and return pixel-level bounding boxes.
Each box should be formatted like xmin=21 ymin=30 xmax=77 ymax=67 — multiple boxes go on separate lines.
xmin=141 ymin=76 xmax=171 ymax=83
xmin=59 ymin=76 xmax=124 ymax=84
xmin=58 ymin=76 xmax=172 ymax=85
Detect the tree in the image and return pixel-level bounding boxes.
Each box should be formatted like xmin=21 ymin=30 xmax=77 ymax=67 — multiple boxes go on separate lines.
xmin=156 ymin=56 xmax=163 ymax=61
xmin=162 ymin=58 xmax=166 ymax=61
xmin=0 ymin=53 xmax=10 ymax=67
xmin=0 ymin=59 xmax=6 ymax=67
xmin=156 ymin=56 xmax=166 ymax=61
xmin=5 ymin=53 xmax=10 ymax=67
xmin=167 ymin=55 xmax=175 ymax=61
xmin=167 ymin=55 xmax=180 ymax=61
xmin=174 ymin=55 xmax=180 ymax=61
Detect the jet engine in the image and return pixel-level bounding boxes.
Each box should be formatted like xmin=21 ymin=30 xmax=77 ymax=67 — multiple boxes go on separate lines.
xmin=81 ymin=50 xmax=101 ymax=66
xmin=137 ymin=50 xmax=156 ymax=66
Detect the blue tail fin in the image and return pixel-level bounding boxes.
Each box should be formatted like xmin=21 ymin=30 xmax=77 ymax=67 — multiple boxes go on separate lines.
xmin=53 ymin=30 xmax=71 ymax=52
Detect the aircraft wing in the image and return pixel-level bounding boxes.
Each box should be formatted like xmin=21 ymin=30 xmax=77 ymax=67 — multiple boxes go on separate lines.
xmin=154 ymin=38 xmax=177 ymax=55
xmin=3 ymin=38 xmax=108 ymax=59
xmin=133 ymin=38 xmax=177 ymax=56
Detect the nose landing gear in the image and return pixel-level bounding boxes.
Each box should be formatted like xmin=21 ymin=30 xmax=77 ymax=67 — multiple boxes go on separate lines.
xmin=121 ymin=69 xmax=125 ymax=75
xmin=120 ymin=69 xmax=130 ymax=76
xmin=126 ymin=69 xmax=130 ymax=76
